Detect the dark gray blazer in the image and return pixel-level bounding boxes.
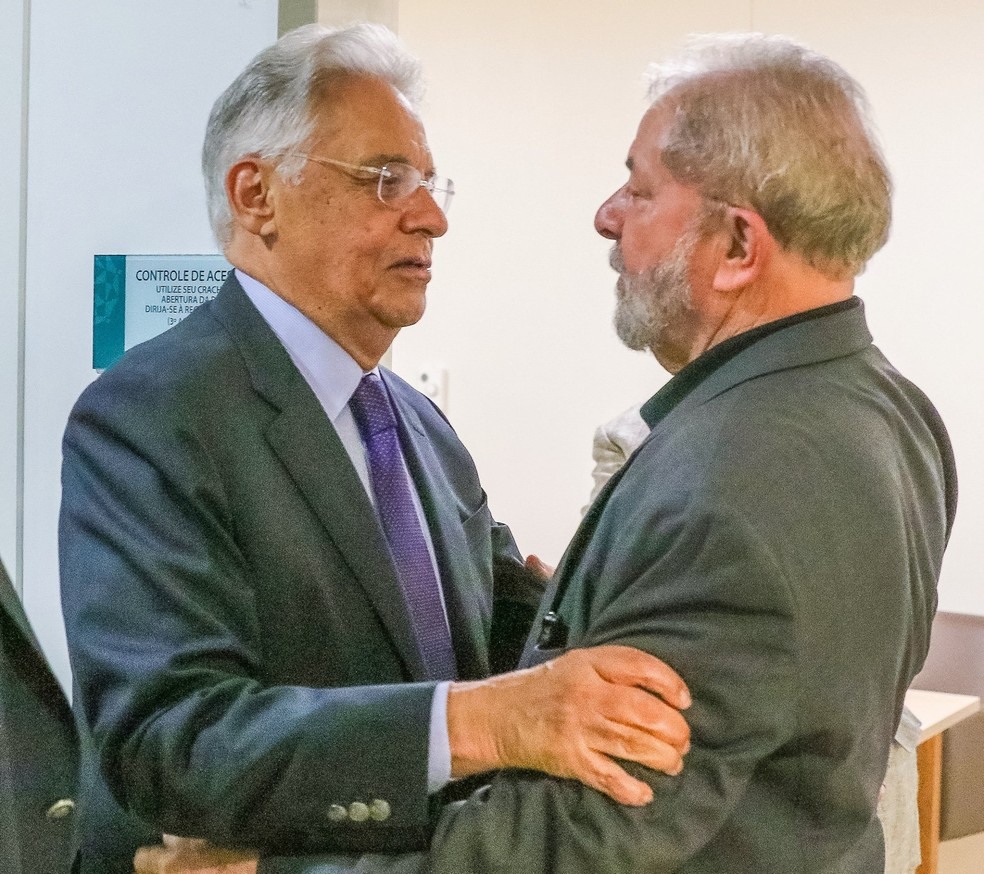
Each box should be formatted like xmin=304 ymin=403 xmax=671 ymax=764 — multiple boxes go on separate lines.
xmin=348 ymin=302 xmax=955 ymax=874
xmin=59 ymin=276 xmax=533 ymax=873
xmin=0 ymin=559 xmax=79 ymax=874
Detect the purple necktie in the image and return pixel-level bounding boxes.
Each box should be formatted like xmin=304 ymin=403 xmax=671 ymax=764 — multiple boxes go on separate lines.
xmin=348 ymin=373 xmax=457 ymax=681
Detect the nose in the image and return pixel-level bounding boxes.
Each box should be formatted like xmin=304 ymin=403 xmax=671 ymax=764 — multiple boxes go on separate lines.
xmin=401 ymin=186 xmax=449 ymax=238
xmin=594 ymin=187 xmax=626 ymax=240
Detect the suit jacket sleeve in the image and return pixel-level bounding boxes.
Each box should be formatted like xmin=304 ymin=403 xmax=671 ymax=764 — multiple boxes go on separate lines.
xmin=408 ymin=494 xmax=800 ymax=873
xmin=59 ymin=377 xmax=438 ymax=854
xmin=255 ymin=495 xmax=798 ymax=874
xmin=377 ymin=351 xmax=947 ymax=872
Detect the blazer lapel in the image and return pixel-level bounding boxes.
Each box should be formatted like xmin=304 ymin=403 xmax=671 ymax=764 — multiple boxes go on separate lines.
xmin=0 ymin=564 xmax=40 ymax=651
xmin=384 ymin=374 xmax=491 ymax=679
xmin=209 ymin=277 xmax=427 ymax=680
xmin=660 ymin=301 xmax=874 ymax=432
xmin=520 ymin=438 xmax=637 ymax=651
xmin=522 ymin=302 xmax=876 ymax=663
xmin=0 ymin=563 xmax=76 ymax=727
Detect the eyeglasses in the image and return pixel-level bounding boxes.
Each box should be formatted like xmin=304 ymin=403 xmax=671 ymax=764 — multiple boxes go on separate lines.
xmin=288 ymin=154 xmax=455 ymax=214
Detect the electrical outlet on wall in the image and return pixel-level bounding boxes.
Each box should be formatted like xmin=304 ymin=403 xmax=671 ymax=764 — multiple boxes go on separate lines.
xmin=410 ymin=365 xmax=448 ymax=412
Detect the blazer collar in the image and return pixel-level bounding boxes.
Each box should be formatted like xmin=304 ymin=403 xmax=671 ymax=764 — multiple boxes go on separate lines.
xmin=651 ymin=300 xmax=874 ymax=437
xmin=526 ymin=301 xmax=877 ymax=646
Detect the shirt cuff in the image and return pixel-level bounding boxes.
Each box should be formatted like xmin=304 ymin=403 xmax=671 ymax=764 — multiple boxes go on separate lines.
xmin=427 ymin=681 xmax=453 ymax=794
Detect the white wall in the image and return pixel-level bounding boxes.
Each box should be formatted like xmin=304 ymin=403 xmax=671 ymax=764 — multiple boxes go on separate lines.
xmin=395 ymin=0 xmax=984 ymax=616
xmin=19 ymin=0 xmax=278 ymax=686
xmin=0 ymin=0 xmax=26 ymax=580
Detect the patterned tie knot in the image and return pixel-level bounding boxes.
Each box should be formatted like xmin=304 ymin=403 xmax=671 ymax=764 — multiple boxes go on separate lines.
xmin=349 ymin=373 xmax=397 ymax=439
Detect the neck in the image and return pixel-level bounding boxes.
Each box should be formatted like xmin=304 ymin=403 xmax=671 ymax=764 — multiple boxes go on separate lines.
xmin=228 ymin=244 xmax=396 ymax=371
xmin=668 ymin=253 xmax=854 ymax=372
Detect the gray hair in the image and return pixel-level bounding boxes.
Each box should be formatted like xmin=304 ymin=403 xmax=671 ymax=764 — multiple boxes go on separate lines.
xmin=646 ymin=33 xmax=892 ymax=278
xmin=202 ymin=22 xmax=424 ymax=246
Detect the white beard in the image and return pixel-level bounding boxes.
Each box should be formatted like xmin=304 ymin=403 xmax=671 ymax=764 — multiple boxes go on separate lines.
xmin=610 ymin=232 xmax=697 ymax=353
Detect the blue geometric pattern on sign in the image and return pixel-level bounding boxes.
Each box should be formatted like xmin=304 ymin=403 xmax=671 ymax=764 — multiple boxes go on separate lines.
xmin=92 ymin=255 xmax=126 ymax=369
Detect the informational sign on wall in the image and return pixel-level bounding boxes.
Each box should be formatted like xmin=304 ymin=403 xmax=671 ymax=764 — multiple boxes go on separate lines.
xmin=92 ymin=254 xmax=233 ymax=369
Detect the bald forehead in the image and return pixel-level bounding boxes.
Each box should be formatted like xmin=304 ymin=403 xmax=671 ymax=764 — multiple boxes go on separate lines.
xmin=639 ymin=101 xmax=678 ymax=146
xmin=626 ymin=102 xmax=677 ymax=171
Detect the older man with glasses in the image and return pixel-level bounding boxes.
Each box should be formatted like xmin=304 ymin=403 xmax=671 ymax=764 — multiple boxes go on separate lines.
xmin=58 ymin=23 xmax=691 ymax=874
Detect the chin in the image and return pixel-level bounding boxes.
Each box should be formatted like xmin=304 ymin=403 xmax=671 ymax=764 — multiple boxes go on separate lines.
xmin=384 ymin=301 xmax=427 ymax=330
xmin=372 ymin=281 xmax=429 ymax=330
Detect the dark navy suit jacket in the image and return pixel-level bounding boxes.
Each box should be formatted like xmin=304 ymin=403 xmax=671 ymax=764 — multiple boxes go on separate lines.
xmin=59 ymin=275 xmax=535 ymax=873
xmin=0 ymin=558 xmax=79 ymax=874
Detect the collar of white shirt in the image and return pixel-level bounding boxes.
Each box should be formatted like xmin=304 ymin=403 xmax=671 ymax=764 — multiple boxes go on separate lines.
xmin=236 ymin=268 xmax=371 ymax=422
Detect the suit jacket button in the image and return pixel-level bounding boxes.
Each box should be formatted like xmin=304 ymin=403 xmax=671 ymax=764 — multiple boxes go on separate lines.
xmin=348 ymin=801 xmax=370 ymax=822
xmin=327 ymin=804 xmax=348 ymax=822
xmin=46 ymin=799 xmax=75 ymax=820
xmin=369 ymin=799 xmax=391 ymax=822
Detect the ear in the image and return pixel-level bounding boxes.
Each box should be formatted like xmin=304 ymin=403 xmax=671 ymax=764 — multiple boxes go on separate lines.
xmin=712 ymin=206 xmax=774 ymax=293
xmin=225 ymin=157 xmax=279 ymax=240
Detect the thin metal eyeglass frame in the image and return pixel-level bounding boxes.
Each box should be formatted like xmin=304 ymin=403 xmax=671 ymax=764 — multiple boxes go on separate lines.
xmin=286 ymin=153 xmax=454 ymax=213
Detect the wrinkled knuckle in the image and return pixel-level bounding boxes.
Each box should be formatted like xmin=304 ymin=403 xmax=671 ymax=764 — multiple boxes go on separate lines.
xmin=592 ymin=766 xmax=616 ymax=795
xmin=613 ymin=739 xmax=632 ymax=760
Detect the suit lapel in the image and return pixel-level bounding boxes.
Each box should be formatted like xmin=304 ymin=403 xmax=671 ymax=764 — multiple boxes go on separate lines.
xmin=384 ymin=373 xmax=490 ymax=679
xmin=0 ymin=563 xmax=41 ymax=651
xmin=523 ymin=303 xmax=876 ymax=660
xmin=521 ymin=437 xmax=637 ymax=649
xmin=209 ymin=277 xmax=427 ymax=680
xmin=0 ymin=562 xmax=76 ymax=727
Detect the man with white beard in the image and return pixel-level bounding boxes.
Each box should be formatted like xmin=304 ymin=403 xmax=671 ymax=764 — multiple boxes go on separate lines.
xmin=338 ymin=31 xmax=957 ymax=873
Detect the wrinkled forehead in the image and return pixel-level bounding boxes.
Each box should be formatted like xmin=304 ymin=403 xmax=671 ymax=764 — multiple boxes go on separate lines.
xmin=640 ymin=98 xmax=682 ymax=147
xmin=626 ymin=101 xmax=678 ymax=173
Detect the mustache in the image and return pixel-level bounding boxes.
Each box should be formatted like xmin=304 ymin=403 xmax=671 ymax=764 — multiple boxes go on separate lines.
xmin=609 ymin=244 xmax=626 ymax=273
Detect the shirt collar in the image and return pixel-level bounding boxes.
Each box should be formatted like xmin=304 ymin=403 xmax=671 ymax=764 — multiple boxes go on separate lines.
xmin=641 ymin=297 xmax=860 ymax=429
xmin=236 ymin=269 xmax=370 ymax=420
